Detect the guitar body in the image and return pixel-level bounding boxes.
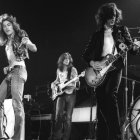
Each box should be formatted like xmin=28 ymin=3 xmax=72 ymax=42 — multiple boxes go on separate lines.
xmin=51 ymin=84 xmax=75 ymax=100
xmin=85 ymin=42 xmax=140 ymax=88
xmin=51 ymin=84 xmax=63 ymax=100
xmin=85 ymin=64 xmax=115 ymax=88
xmin=51 ymin=71 xmax=85 ymax=100
xmin=85 ymin=67 xmax=105 ymax=87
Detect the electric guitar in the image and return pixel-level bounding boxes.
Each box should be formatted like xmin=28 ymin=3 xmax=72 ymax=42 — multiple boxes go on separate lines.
xmin=85 ymin=43 xmax=140 ymax=88
xmin=51 ymin=71 xmax=85 ymax=100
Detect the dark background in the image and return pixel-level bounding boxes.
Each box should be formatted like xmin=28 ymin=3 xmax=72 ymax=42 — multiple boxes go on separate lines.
xmin=0 ymin=0 xmax=140 ymax=118
xmin=0 ymin=0 xmax=140 ymax=93
xmin=1 ymin=0 xmax=140 ymax=139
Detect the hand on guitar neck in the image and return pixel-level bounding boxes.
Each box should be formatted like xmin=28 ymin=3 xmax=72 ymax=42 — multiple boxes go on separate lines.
xmin=133 ymin=39 xmax=140 ymax=51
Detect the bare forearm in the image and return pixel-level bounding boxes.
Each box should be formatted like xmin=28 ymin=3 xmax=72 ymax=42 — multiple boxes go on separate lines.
xmin=26 ymin=40 xmax=37 ymax=52
xmin=22 ymin=37 xmax=37 ymax=52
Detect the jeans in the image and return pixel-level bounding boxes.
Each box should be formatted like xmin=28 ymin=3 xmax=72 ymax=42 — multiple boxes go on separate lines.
xmin=0 ymin=66 xmax=27 ymax=140
xmin=51 ymin=93 xmax=76 ymax=140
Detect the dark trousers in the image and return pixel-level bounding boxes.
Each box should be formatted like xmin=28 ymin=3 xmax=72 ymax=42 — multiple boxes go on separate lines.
xmin=96 ymin=68 xmax=122 ymax=140
xmin=51 ymin=93 xmax=76 ymax=140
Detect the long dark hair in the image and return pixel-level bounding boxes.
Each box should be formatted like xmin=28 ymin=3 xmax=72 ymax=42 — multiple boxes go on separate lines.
xmin=95 ymin=3 xmax=122 ymax=30
xmin=57 ymin=52 xmax=73 ymax=80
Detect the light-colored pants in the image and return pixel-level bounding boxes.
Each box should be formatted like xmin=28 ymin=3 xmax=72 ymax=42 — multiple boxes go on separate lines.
xmin=0 ymin=66 xmax=27 ymax=140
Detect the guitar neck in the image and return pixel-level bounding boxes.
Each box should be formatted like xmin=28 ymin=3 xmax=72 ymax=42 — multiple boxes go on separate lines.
xmin=63 ymin=76 xmax=79 ymax=88
xmin=105 ymin=44 xmax=134 ymax=66
xmin=60 ymin=71 xmax=85 ymax=90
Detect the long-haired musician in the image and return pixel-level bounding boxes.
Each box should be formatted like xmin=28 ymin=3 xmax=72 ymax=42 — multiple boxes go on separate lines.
xmin=0 ymin=13 xmax=37 ymax=140
xmin=82 ymin=3 xmax=139 ymax=140
xmin=50 ymin=52 xmax=80 ymax=140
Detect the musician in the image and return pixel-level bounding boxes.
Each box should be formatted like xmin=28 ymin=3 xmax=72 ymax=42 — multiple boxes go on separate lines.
xmin=50 ymin=52 xmax=80 ymax=140
xmin=0 ymin=13 xmax=37 ymax=140
xmin=82 ymin=3 xmax=139 ymax=140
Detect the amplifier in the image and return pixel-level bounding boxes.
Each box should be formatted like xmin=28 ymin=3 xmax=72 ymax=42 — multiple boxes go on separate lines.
xmin=31 ymin=106 xmax=97 ymax=122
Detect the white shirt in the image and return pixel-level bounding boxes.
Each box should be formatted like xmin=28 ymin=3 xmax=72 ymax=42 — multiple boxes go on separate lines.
xmin=5 ymin=39 xmax=25 ymax=68
xmin=57 ymin=69 xmax=68 ymax=83
xmin=53 ymin=67 xmax=78 ymax=94
xmin=102 ymin=29 xmax=118 ymax=57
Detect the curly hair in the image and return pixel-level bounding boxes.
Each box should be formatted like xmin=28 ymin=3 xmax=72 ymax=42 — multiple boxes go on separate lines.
xmin=95 ymin=3 xmax=122 ymax=30
xmin=0 ymin=13 xmax=27 ymax=43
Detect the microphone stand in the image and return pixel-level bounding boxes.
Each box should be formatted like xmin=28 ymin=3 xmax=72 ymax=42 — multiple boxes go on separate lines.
xmin=130 ymin=80 xmax=135 ymax=107
xmin=122 ymin=51 xmax=129 ymax=140
xmin=122 ymin=52 xmax=136 ymax=140
xmin=124 ymin=52 xmax=128 ymax=122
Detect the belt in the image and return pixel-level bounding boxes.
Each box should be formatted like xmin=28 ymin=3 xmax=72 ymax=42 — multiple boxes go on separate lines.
xmin=5 ymin=65 xmax=25 ymax=79
xmin=8 ymin=65 xmax=25 ymax=73
xmin=13 ymin=65 xmax=24 ymax=69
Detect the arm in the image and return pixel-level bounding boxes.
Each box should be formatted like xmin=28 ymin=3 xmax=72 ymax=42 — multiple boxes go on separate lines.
xmin=122 ymin=26 xmax=139 ymax=54
xmin=70 ymin=67 xmax=79 ymax=86
xmin=89 ymin=60 xmax=106 ymax=70
xmin=51 ymin=69 xmax=60 ymax=87
xmin=82 ymin=34 xmax=96 ymax=64
xmin=133 ymin=39 xmax=140 ymax=53
xmin=22 ymin=37 xmax=37 ymax=52
xmin=71 ymin=67 xmax=78 ymax=78
xmin=82 ymin=32 xmax=105 ymax=70
xmin=71 ymin=67 xmax=81 ymax=90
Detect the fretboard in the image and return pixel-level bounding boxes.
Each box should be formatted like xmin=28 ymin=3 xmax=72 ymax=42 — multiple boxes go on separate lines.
xmin=105 ymin=43 xmax=137 ymax=66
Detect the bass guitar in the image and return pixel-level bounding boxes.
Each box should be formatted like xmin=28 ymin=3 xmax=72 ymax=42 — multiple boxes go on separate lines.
xmin=85 ymin=43 xmax=140 ymax=88
xmin=51 ymin=71 xmax=85 ymax=100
